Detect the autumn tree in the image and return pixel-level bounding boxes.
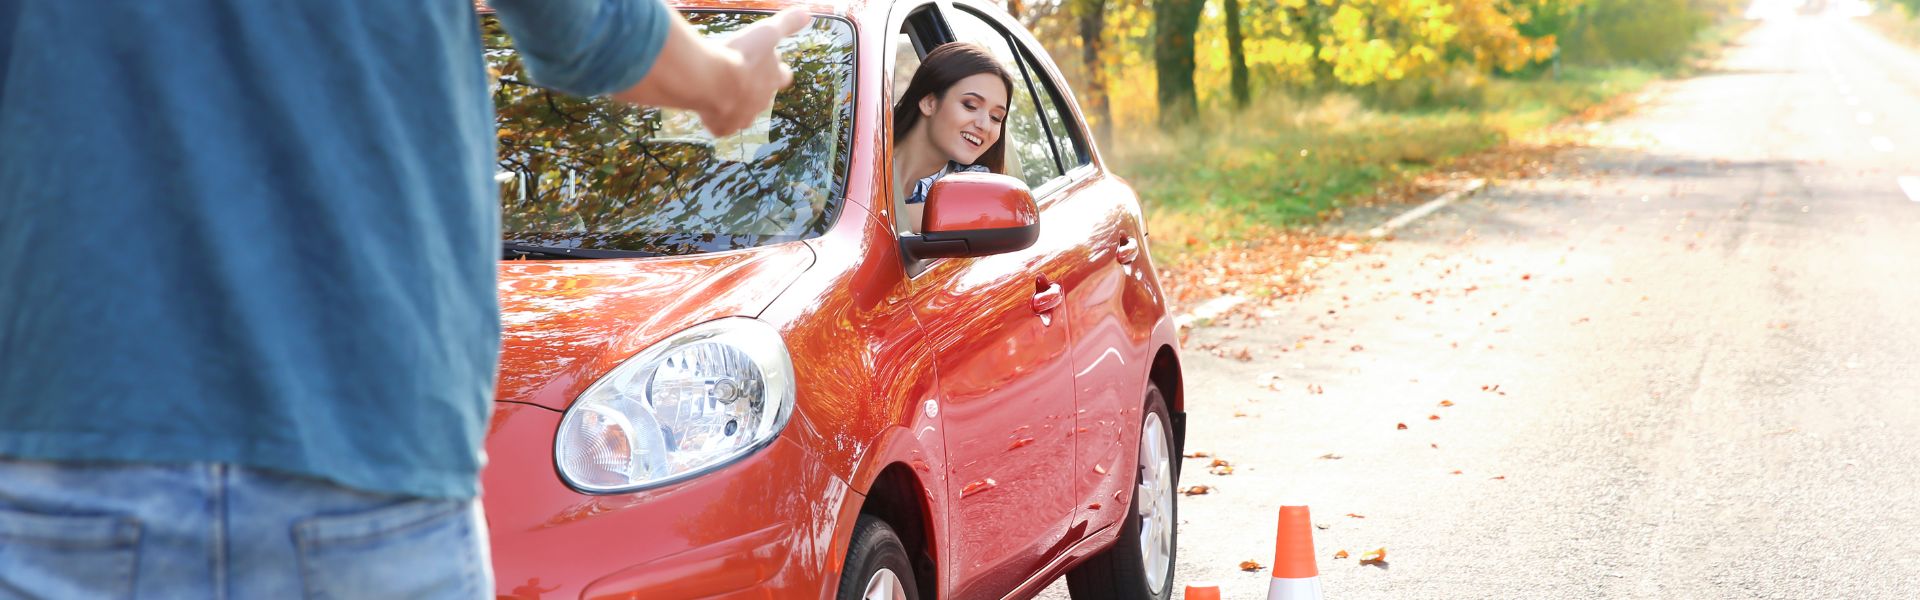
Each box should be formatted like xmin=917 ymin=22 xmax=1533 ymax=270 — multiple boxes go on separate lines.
xmin=1153 ymin=0 xmax=1207 ymax=125
xmin=1224 ymin=0 xmax=1250 ymax=108
xmin=1072 ymin=0 xmax=1114 ymax=142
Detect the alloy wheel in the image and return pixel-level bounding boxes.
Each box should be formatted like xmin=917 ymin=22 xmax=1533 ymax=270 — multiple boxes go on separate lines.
xmin=863 ymin=567 xmax=909 ymax=600
xmin=1135 ymin=411 xmax=1174 ymax=593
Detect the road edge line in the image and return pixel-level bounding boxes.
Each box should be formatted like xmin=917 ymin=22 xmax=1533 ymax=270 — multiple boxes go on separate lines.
xmin=1172 ymin=178 xmax=1489 ymax=335
xmin=1368 ymin=178 xmax=1487 ymax=238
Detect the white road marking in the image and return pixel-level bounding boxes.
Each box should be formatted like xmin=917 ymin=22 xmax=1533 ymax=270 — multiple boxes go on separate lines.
xmin=1871 ymin=136 xmax=1896 ymax=152
xmin=1858 ymin=112 xmax=1876 ymax=125
xmin=1900 ymin=177 xmax=1920 ymax=203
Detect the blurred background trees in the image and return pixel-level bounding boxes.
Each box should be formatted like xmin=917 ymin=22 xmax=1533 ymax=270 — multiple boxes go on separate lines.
xmin=1016 ymin=0 xmax=1739 ymax=129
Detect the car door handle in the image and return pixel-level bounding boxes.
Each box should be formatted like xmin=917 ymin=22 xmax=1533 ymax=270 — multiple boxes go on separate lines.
xmin=1031 ymin=283 xmax=1064 ymax=314
xmin=1115 ymin=237 xmax=1140 ymax=264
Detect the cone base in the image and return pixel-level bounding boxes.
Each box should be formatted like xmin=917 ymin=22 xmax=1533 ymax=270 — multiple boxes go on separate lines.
xmin=1266 ymin=576 xmax=1323 ymax=600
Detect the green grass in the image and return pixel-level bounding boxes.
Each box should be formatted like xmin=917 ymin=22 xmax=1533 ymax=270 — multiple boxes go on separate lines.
xmin=1113 ymin=21 xmax=1745 ymax=266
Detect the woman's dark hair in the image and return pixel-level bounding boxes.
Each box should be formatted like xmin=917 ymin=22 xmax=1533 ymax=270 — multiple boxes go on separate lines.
xmin=892 ymin=42 xmax=1014 ymax=174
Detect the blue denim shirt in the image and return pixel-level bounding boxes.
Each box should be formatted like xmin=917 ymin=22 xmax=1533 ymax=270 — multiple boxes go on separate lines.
xmin=905 ymin=161 xmax=992 ymax=205
xmin=0 ymin=0 xmax=667 ymax=499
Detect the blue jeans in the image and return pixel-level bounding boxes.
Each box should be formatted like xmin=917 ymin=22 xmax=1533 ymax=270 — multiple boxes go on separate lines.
xmin=0 ymin=458 xmax=491 ymax=599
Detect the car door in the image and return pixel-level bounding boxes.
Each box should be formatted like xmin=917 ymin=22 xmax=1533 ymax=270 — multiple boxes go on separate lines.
xmin=942 ymin=2 xmax=1154 ymax=543
xmin=989 ymin=13 xmax=1155 ymax=537
xmin=893 ymin=6 xmax=1082 ymax=598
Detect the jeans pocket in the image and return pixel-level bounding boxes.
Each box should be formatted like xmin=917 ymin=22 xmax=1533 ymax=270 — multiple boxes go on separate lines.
xmin=0 ymin=506 xmax=140 ymax=600
xmin=294 ymin=498 xmax=484 ymax=600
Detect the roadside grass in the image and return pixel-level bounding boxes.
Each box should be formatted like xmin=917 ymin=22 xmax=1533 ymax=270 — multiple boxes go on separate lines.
xmin=1114 ymin=22 xmax=1749 ymax=268
xmin=1866 ymin=7 xmax=1920 ymax=46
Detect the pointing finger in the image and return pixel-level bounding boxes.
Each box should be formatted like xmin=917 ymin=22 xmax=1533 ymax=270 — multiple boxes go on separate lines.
xmin=766 ymin=6 xmax=811 ymax=37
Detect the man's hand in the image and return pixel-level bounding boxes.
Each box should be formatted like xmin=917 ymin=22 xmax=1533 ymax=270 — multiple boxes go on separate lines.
xmin=612 ymin=7 xmax=812 ymax=137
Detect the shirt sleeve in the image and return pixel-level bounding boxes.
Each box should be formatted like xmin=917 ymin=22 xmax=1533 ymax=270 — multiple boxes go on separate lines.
xmin=488 ymin=0 xmax=672 ymax=97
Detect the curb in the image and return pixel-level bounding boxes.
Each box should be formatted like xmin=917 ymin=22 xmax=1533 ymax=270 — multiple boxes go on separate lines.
xmin=1173 ymin=178 xmax=1489 ymax=331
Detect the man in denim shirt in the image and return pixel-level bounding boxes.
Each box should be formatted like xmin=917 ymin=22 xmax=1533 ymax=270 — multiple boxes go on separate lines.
xmin=0 ymin=0 xmax=807 ymax=596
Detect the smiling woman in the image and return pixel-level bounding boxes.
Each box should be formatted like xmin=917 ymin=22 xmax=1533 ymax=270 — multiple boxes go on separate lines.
xmin=889 ymin=43 xmax=1016 ymax=234
xmin=486 ymin=12 xmax=856 ymax=256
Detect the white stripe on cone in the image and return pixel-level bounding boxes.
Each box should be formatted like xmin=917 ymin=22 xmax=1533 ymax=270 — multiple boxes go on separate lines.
xmin=1267 ymin=576 xmax=1323 ymax=600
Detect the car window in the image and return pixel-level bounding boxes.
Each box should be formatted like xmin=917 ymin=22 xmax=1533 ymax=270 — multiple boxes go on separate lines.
xmin=939 ymin=8 xmax=1064 ymax=191
xmin=892 ymin=26 xmax=921 ymax=107
xmin=1016 ymin=47 xmax=1089 ymax=171
xmin=486 ymin=13 xmax=855 ymax=255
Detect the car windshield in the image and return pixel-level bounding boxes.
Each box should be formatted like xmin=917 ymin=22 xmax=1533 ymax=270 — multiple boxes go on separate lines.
xmin=484 ymin=13 xmax=855 ymax=256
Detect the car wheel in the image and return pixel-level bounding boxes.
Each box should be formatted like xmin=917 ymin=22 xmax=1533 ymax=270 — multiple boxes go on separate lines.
xmin=837 ymin=515 xmax=920 ymax=600
xmin=1065 ymin=383 xmax=1177 ymax=600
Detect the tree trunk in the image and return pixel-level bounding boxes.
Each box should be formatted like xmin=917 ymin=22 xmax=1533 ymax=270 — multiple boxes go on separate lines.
xmin=1153 ymin=0 xmax=1206 ymax=126
xmin=1224 ymin=0 xmax=1249 ymax=109
xmin=1075 ymin=0 xmax=1112 ymax=146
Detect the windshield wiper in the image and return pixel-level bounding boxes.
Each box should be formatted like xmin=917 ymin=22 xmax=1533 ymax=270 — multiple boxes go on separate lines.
xmin=502 ymin=243 xmax=661 ymax=260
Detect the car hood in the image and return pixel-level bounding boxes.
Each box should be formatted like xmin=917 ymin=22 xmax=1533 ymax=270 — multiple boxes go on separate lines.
xmin=495 ymin=243 xmax=817 ymax=411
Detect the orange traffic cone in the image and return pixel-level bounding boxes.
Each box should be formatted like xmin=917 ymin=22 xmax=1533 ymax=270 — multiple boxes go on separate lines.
xmin=1266 ymin=505 xmax=1324 ymax=600
xmin=1183 ymin=582 xmax=1221 ymax=600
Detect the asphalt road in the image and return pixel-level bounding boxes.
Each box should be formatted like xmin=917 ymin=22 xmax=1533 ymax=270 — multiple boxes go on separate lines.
xmin=1037 ymin=13 xmax=1920 ymax=600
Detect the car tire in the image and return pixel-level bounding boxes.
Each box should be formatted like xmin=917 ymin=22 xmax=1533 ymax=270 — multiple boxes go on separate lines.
xmin=837 ymin=515 xmax=920 ymax=600
xmin=1065 ymin=383 xmax=1177 ymax=600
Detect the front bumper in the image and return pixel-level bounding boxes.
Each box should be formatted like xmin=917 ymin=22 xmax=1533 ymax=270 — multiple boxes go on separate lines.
xmin=484 ymin=403 xmax=851 ymax=599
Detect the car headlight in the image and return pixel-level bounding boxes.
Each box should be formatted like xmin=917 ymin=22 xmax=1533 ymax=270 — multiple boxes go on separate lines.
xmin=555 ymin=318 xmax=796 ymax=494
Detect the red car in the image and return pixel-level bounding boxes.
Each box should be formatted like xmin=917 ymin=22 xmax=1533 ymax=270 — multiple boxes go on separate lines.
xmin=481 ymin=1 xmax=1185 ymax=598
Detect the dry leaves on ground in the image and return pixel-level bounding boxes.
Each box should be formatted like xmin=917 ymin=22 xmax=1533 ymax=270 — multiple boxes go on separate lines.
xmin=1180 ymin=485 xmax=1213 ymax=496
xmin=1334 ymin=550 xmax=1350 ymax=559
xmin=1360 ymin=548 xmax=1388 ymax=565
xmin=1239 ymin=560 xmax=1264 ymax=572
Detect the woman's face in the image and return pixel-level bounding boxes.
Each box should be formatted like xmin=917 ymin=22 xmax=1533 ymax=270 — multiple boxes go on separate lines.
xmin=917 ymin=73 xmax=1008 ymax=166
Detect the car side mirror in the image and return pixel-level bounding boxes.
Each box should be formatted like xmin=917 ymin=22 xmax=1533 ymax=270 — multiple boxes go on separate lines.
xmin=899 ymin=172 xmax=1040 ymax=262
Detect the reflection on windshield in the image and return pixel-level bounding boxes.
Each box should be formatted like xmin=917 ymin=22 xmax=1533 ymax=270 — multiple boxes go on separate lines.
xmin=485 ymin=14 xmax=855 ymax=255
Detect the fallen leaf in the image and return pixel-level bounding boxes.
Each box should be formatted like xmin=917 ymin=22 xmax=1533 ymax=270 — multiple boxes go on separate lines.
xmin=1346 ymin=513 xmax=1366 ymax=518
xmin=1184 ymin=451 xmax=1212 ymax=459
xmin=1450 ymin=470 xmax=1463 ymax=475
xmin=1318 ymin=453 xmax=1343 ymax=460
xmin=1360 ymin=548 xmax=1387 ymax=565
xmin=1428 ymin=414 xmax=1441 ymax=421
xmin=1396 ymin=423 xmax=1409 ymax=430
xmin=1350 ymin=344 xmax=1365 ymax=352
xmin=1490 ymin=475 xmax=1506 ymax=480
xmin=1334 ymin=550 xmax=1350 ymax=559
xmin=1208 ymin=458 xmax=1232 ymax=468
xmin=1209 ymin=464 xmax=1235 ymax=476
xmin=1233 ymin=410 xmax=1249 ymax=418
xmin=1439 ymin=400 xmax=1454 ymax=407
xmin=1430 ymin=443 xmax=1439 ymax=449
xmin=1180 ymin=485 xmax=1212 ymax=496
xmin=1239 ymin=560 xmax=1264 ymax=572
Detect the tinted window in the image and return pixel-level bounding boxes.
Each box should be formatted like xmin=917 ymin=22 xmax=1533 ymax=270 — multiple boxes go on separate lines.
xmin=940 ymin=8 xmax=1063 ymax=190
xmin=486 ymin=13 xmax=855 ymax=255
xmin=1018 ymin=48 xmax=1088 ymax=170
